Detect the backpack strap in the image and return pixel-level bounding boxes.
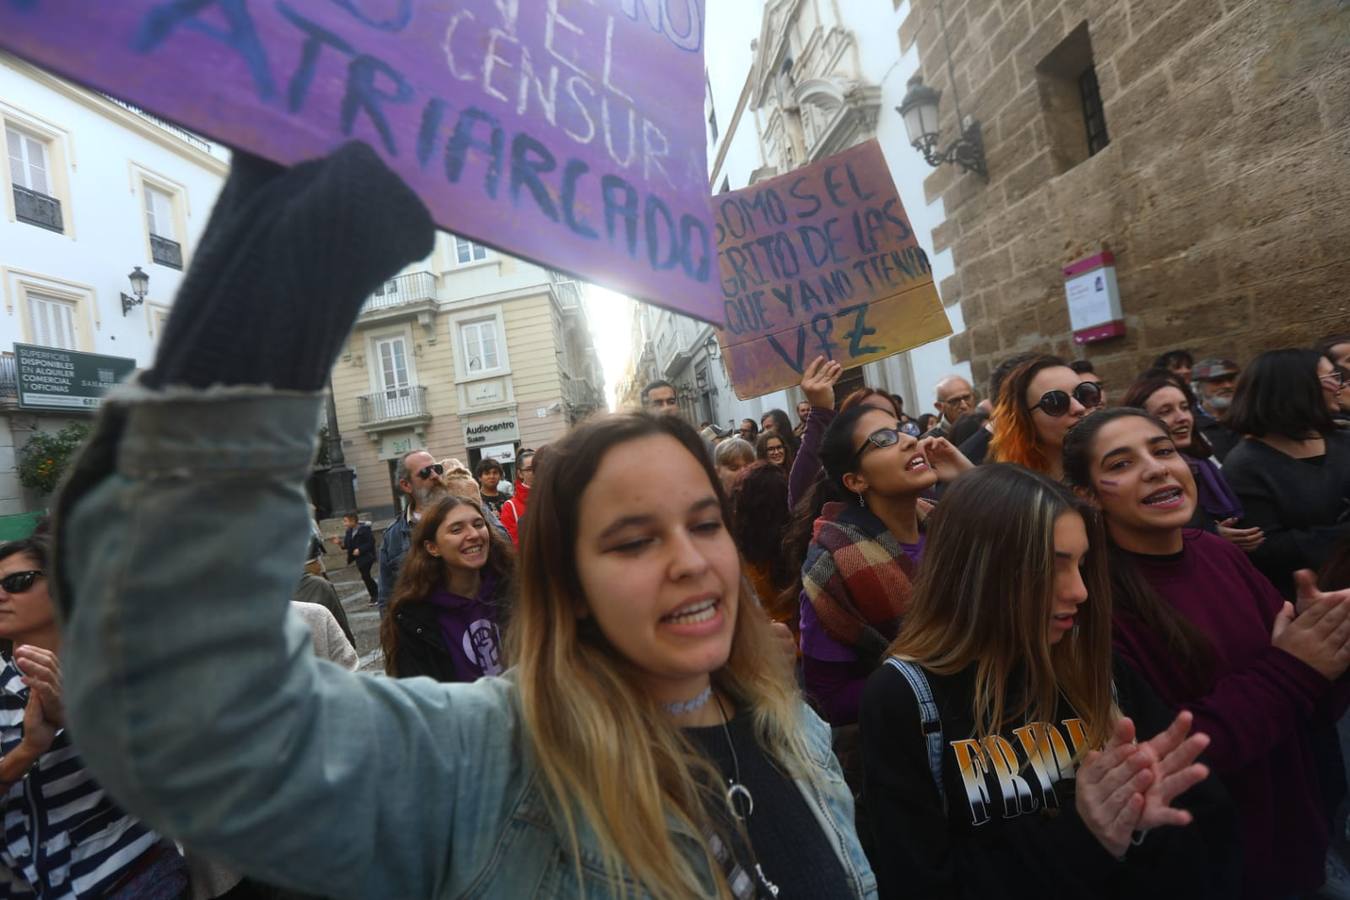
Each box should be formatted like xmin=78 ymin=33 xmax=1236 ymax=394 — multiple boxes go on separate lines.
xmin=883 ymin=656 xmax=946 ymax=810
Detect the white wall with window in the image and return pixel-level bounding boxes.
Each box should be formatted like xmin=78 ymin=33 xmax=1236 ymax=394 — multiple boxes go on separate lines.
xmin=0 ymin=55 xmax=228 ymax=367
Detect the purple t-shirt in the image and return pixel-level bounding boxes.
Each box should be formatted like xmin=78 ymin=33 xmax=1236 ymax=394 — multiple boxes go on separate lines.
xmin=799 ymin=535 xmax=925 ymax=662
xmin=425 ymin=572 xmax=504 ymax=682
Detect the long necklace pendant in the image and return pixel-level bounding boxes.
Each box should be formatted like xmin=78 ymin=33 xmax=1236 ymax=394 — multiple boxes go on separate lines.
xmin=726 ymin=781 xmax=755 ymax=820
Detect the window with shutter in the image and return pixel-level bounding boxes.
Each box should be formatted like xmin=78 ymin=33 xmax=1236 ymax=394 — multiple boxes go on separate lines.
xmin=27 ymin=293 xmax=78 ymax=350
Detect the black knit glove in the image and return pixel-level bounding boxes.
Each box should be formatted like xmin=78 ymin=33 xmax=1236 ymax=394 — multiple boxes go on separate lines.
xmin=143 ymin=141 xmax=435 ymax=391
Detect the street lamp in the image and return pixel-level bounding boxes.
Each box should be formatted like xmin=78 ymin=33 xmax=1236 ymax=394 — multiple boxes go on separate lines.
xmin=120 ymin=266 xmax=149 ymax=315
xmin=897 ymin=75 xmax=987 ymax=179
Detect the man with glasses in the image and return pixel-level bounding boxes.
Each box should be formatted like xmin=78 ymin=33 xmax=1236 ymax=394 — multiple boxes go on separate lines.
xmin=1192 ymin=358 xmax=1242 ymax=462
xmin=377 ymin=449 xmax=448 ymax=613
xmin=500 ymin=448 xmax=536 ymax=546
xmin=931 ymin=375 xmax=976 ymax=437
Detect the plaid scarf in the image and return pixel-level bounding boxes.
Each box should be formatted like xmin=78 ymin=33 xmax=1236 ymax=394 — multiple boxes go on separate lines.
xmin=801 ymin=502 xmax=916 ymax=666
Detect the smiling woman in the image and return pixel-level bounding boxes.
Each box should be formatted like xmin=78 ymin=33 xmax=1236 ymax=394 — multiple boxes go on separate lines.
xmin=381 ymin=495 xmax=516 ymax=682
xmin=1064 ymin=407 xmax=1350 ymax=899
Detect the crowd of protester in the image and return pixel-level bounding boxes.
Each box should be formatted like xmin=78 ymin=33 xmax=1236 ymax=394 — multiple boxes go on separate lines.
xmin=1 ymin=145 xmax=1348 ymax=899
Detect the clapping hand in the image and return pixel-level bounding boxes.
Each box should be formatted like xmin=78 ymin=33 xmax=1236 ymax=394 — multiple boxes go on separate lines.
xmin=1216 ymin=518 xmax=1264 ymax=552
xmin=1075 ymin=712 xmax=1210 ymax=858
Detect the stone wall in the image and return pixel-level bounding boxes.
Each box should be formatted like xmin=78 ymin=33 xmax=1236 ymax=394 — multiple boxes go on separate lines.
xmin=900 ymin=0 xmax=1349 ymax=392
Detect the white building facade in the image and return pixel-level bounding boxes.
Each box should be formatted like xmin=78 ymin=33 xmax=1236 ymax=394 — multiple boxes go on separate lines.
xmin=0 ymin=53 xmax=228 ymax=514
xmin=633 ymin=0 xmax=971 ymax=427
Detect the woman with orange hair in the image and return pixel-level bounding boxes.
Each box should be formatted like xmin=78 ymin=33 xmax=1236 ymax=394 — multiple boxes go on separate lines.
xmin=988 ymin=355 xmax=1102 ymax=480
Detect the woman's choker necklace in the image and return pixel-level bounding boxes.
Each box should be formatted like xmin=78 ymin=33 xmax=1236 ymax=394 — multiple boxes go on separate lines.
xmin=663 ymin=684 xmax=713 ymax=716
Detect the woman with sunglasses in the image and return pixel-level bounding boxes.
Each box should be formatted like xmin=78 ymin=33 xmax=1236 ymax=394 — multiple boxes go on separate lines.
xmin=499 ymin=448 xmax=535 ymax=547
xmin=1121 ymin=375 xmax=1263 ymax=554
xmin=860 ymin=464 xmax=1234 ymax=899
xmin=989 ymin=355 xmax=1102 ymax=481
xmin=0 ymin=535 xmax=191 ymax=896
xmin=1219 ymin=349 xmax=1350 ymax=598
xmin=793 ymin=403 xmax=970 ymax=728
xmin=53 ymin=147 xmax=877 ymax=899
xmin=381 ymin=495 xmax=515 ymax=683
xmin=1063 ymin=407 xmax=1350 ymax=898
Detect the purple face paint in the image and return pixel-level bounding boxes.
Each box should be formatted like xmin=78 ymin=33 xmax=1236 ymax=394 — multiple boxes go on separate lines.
xmin=1098 ymin=478 xmax=1121 ymax=495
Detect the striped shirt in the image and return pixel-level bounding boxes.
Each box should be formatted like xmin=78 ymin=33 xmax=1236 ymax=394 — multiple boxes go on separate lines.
xmin=0 ymin=658 xmax=160 ymax=898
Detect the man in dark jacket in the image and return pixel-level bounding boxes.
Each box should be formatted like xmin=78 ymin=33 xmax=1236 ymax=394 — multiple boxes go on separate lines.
xmin=1192 ymin=358 xmax=1242 ymax=461
xmin=335 ymin=511 xmax=377 ymax=604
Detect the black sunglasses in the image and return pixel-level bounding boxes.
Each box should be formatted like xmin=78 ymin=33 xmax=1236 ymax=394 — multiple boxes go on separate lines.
xmin=416 ymin=463 xmax=445 ymax=480
xmin=850 ymin=427 xmax=903 ymax=466
xmin=0 ymin=570 xmax=43 ymax=594
xmin=1032 ymin=381 xmax=1103 ymax=417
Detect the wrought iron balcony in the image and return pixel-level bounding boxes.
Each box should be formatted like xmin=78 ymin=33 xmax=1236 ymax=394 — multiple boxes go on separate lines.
xmin=360 ymin=271 xmax=437 ymax=316
xmin=357 ymin=384 xmax=430 ymax=428
xmin=13 ymin=186 xmax=63 ymax=233
xmin=150 ymin=233 xmax=183 ymax=269
xmin=0 ymin=354 xmax=17 ymax=410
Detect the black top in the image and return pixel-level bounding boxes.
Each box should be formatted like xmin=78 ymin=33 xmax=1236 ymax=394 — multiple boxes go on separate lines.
xmin=1221 ymin=430 xmax=1350 ymax=597
xmin=685 ymin=712 xmax=851 ymax=899
xmin=480 ymin=492 xmax=507 ymax=517
xmin=859 ymin=659 xmax=1237 ymax=899
xmin=340 ymin=522 xmax=376 ymax=566
xmin=958 ymin=427 xmax=993 ymax=466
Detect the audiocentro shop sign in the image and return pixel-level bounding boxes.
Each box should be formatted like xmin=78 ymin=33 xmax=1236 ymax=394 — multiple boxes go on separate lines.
xmin=464 ymin=415 xmax=520 ymax=448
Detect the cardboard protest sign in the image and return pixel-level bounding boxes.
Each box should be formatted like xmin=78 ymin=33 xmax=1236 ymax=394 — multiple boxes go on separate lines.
xmin=715 ymin=140 xmax=951 ymax=399
xmin=0 ymin=1 xmax=722 ymax=323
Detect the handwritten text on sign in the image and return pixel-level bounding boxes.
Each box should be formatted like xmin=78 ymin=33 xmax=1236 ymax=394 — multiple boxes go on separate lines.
xmin=715 ymin=140 xmax=951 ymax=399
xmin=0 ymin=0 xmax=721 ymax=323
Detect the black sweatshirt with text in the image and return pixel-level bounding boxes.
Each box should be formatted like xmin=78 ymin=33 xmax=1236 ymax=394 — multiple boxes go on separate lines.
xmin=859 ymin=658 xmax=1238 ymax=900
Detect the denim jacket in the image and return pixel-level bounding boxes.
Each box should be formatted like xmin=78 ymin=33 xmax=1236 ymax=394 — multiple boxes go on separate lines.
xmin=377 ymin=509 xmax=412 ymax=612
xmin=53 ymin=385 xmax=877 ymax=900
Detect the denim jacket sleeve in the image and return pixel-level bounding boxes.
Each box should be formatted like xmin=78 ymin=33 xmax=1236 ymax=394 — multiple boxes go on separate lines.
xmin=52 ymin=385 xmax=522 ymax=899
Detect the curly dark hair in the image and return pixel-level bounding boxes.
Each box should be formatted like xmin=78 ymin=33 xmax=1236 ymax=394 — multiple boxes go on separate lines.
xmin=729 ymin=462 xmax=793 ymax=596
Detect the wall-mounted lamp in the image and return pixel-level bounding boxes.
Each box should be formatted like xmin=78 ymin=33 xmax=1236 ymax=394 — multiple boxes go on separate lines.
xmin=120 ymin=266 xmax=149 ymax=315
xmin=896 ymin=0 xmax=987 ymax=180
xmin=704 ymin=334 xmax=721 ymax=360
xmin=897 ymin=75 xmax=987 ymax=179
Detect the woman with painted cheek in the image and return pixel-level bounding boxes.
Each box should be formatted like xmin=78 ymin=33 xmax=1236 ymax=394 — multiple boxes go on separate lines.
xmin=381 ymin=496 xmax=515 ymax=683
xmin=1219 ymin=349 xmax=1350 ymax=598
xmin=859 ymin=465 xmax=1233 ymax=900
xmin=989 ymin=355 xmax=1101 ymax=481
xmin=1065 ymin=408 xmax=1350 ymax=900
xmin=1123 ymin=376 xmax=1261 ymax=553
xmin=793 ymin=405 xmax=971 ymax=730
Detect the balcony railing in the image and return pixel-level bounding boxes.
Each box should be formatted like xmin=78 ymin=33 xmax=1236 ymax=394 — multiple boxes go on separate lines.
xmin=0 ymin=354 xmax=17 ymax=408
xmin=150 ymin=233 xmax=183 ymax=269
xmin=358 ymin=385 xmax=429 ymax=426
xmin=362 ymin=271 xmax=436 ymax=314
xmin=102 ymin=95 xmax=213 ymax=153
xmin=13 ymin=186 xmax=63 ymax=233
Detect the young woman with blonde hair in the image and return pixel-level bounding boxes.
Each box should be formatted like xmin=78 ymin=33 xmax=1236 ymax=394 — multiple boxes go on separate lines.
xmin=860 ymin=464 xmax=1235 ymax=898
xmin=61 ymin=410 xmax=875 ymax=898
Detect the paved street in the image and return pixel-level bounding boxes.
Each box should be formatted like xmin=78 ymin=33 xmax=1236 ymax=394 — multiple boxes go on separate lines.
xmin=323 ymin=561 xmax=385 ymax=674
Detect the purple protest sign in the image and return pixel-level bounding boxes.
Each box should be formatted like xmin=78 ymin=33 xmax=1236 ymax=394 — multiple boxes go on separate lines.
xmin=0 ymin=0 xmax=721 ymax=324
